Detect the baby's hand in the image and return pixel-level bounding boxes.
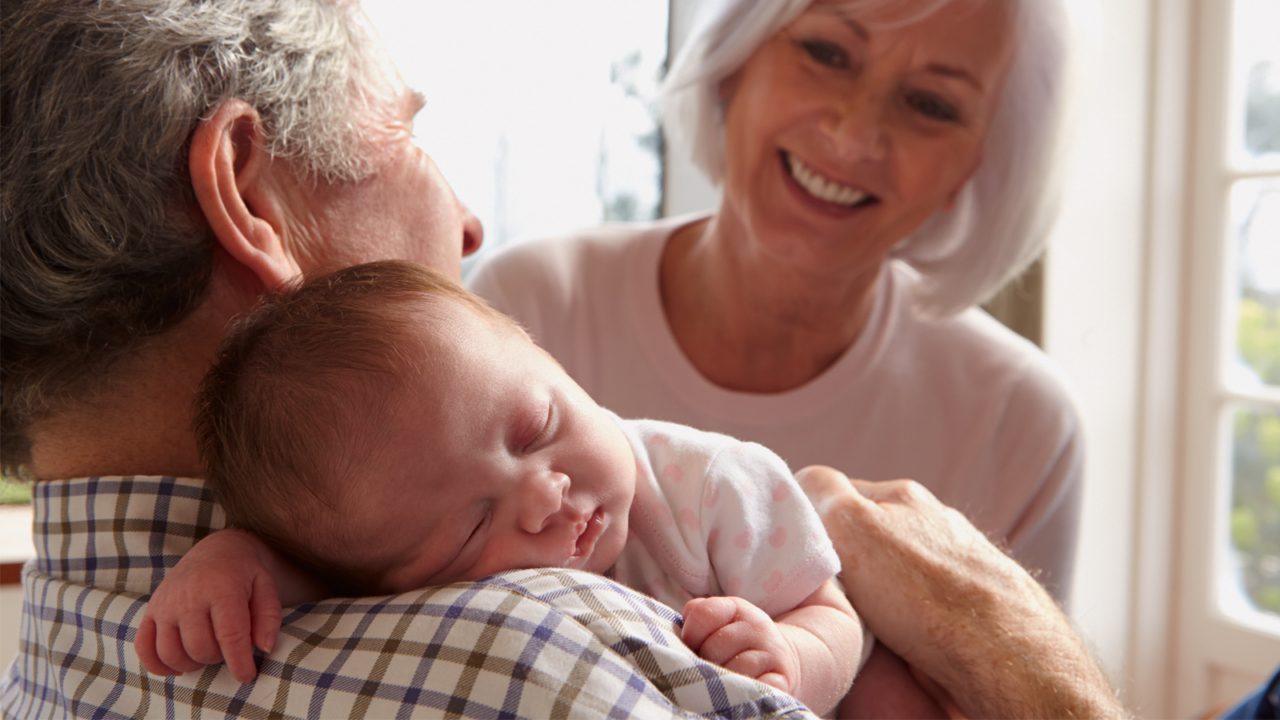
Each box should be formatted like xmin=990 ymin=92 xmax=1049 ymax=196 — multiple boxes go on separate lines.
xmin=680 ymin=596 xmax=799 ymax=695
xmin=135 ymin=529 xmax=283 ymax=683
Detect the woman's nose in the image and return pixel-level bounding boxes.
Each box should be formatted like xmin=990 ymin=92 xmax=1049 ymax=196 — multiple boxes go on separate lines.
xmin=518 ymin=471 xmax=570 ymax=534
xmin=822 ymin=99 xmax=887 ymax=163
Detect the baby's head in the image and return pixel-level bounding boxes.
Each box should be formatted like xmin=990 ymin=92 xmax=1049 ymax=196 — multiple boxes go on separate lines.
xmin=196 ymin=261 xmax=636 ymax=595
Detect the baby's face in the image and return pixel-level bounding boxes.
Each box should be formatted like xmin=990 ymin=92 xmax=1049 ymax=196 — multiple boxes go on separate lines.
xmin=349 ymin=302 xmax=637 ymax=593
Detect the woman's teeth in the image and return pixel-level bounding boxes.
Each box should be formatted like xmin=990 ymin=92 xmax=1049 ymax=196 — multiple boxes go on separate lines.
xmin=786 ymin=153 xmax=870 ymax=207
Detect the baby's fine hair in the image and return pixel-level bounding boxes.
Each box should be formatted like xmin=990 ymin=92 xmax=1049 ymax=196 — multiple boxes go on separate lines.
xmin=195 ymin=260 xmax=511 ymax=591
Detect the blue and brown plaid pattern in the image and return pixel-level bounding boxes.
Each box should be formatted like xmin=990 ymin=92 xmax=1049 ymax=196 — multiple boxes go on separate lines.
xmin=0 ymin=476 xmax=815 ymax=718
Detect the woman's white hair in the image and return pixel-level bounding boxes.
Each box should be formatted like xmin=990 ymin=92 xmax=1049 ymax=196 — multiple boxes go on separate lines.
xmin=661 ymin=0 xmax=1076 ymax=316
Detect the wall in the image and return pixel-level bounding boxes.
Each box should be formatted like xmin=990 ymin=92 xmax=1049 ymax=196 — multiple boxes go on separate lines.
xmin=1044 ymin=0 xmax=1150 ymax=692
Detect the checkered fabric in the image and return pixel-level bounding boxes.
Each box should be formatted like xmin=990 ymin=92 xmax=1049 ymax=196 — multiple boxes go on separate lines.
xmin=0 ymin=476 xmax=816 ymax=719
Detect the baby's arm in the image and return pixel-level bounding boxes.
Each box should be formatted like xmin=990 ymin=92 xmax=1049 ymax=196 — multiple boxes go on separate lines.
xmin=135 ymin=528 xmax=327 ymax=683
xmin=681 ymin=579 xmax=861 ymax=716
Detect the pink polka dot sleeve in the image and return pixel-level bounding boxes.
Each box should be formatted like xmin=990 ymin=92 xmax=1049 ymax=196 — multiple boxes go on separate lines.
xmin=700 ymin=442 xmax=841 ymax=617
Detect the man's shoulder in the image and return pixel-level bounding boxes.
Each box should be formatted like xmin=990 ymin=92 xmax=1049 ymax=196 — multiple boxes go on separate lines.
xmin=884 ymin=268 xmax=1074 ymax=408
xmin=7 ymin=565 xmax=815 ymax=719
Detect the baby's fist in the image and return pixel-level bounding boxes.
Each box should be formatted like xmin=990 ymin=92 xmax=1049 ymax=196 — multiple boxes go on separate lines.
xmin=681 ymin=596 xmax=797 ymax=693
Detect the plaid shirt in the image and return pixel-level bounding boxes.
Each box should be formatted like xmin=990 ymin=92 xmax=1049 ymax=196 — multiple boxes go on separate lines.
xmin=0 ymin=476 xmax=815 ymax=719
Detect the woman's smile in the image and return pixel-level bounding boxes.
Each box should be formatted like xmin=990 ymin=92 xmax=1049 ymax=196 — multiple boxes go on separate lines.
xmin=781 ymin=150 xmax=879 ymax=213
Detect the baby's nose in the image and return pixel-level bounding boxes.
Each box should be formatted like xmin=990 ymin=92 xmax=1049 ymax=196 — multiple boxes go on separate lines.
xmin=518 ymin=471 xmax=570 ymax=534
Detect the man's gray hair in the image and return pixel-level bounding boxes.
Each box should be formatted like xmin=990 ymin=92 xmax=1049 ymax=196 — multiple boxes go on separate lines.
xmin=1 ymin=0 xmax=378 ymax=471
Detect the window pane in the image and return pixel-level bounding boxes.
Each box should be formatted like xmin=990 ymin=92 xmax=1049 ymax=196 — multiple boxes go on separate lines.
xmin=1229 ymin=180 xmax=1280 ymax=389
xmin=1228 ymin=405 xmax=1280 ymax=618
xmin=361 ymin=2 xmax=668 ymax=271
xmin=1232 ymin=0 xmax=1280 ymax=162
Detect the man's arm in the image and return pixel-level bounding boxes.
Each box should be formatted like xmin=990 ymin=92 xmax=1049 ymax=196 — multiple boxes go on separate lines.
xmin=797 ymin=466 xmax=1126 ymax=720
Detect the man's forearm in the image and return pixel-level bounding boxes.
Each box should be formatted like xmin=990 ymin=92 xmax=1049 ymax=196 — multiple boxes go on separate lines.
xmin=796 ymin=467 xmax=1127 ymax=720
xmin=943 ymin=568 xmax=1124 ymax=719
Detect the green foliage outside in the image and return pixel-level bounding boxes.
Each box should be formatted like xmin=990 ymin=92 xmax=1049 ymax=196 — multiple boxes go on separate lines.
xmin=0 ymin=476 xmax=32 ymax=505
xmin=1231 ymin=295 xmax=1280 ymax=614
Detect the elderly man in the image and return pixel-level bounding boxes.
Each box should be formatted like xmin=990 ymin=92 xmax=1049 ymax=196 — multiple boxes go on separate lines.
xmin=0 ymin=1 xmax=812 ymax=716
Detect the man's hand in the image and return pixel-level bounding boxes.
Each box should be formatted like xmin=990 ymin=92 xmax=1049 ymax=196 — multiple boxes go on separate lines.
xmin=796 ymin=465 xmax=1124 ymax=720
xmin=681 ymin=595 xmax=799 ymax=695
xmin=135 ymin=529 xmax=283 ymax=683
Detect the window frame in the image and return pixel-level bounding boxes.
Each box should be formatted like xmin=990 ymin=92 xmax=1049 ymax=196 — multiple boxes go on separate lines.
xmin=1176 ymin=0 xmax=1280 ymax=712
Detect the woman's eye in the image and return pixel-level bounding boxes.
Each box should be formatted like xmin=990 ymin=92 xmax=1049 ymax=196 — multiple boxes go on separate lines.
xmin=906 ymin=91 xmax=961 ymax=123
xmin=798 ymin=39 xmax=850 ymax=69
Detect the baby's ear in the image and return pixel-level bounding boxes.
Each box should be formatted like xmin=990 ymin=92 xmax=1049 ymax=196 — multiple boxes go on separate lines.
xmin=189 ymin=99 xmax=301 ymax=289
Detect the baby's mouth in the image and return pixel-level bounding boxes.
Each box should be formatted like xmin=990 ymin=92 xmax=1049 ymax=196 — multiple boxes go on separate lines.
xmin=571 ymin=508 xmax=606 ymax=562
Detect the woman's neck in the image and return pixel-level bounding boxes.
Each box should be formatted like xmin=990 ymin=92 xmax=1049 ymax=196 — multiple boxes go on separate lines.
xmin=659 ymin=214 xmax=881 ymax=393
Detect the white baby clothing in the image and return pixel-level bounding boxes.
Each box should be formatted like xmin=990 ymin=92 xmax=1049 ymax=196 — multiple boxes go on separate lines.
xmin=611 ymin=414 xmax=840 ymax=618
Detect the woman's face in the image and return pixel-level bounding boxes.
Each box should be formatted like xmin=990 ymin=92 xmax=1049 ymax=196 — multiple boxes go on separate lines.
xmin=718 ymin=0 xmax=1015 ymax=278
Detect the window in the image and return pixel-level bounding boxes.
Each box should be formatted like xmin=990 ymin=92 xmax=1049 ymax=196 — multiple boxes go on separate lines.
xmin=360 ymin=1 xmax=669 ymax=277
xmin=1211 ymin=0 xmax=1280 ymax=624
xmin=1178 ymin=0 xmax=1280 ymax=711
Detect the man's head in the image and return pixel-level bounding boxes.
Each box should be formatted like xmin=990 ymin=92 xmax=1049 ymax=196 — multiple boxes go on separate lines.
xmin=197 ymin=261 xmax=635 ymax=594
xmin=1 ymin=0 xmax=482 ymax=473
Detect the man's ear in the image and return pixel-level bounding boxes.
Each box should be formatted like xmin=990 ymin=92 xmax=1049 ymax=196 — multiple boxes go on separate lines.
xmin=189 ymin=99 xmax=301 ymax=289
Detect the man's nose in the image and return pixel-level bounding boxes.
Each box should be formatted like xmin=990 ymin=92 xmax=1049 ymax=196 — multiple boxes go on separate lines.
xmin=460 ymin=204 xmax=484 ymax=256
xmin=517 ymin=470 xmax=570 ymax=534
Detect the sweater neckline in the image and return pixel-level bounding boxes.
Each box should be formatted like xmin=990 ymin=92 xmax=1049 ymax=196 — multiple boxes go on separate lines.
xmin=625 ymin=214 xmax=898 ymax=426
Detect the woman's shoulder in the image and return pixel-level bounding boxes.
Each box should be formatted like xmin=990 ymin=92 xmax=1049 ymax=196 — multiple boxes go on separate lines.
xmin=886 ymin=264 xmax=1078 ymax=416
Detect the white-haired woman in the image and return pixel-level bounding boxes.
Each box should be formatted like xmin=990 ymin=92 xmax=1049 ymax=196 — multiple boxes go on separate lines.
xmin=470 ymin=0 xmax=1082 ymax=711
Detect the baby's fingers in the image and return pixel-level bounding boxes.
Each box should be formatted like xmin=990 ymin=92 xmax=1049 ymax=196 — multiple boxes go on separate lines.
xmin=154 ymin=619 xmax=202 ymax=674
xmin=178 ymin=612 xmax=223 ymax=666
xmin=249 ymin=571 xmax=282 ymax=655
xmin=135 ymin=616 xmax=181 ymax=676
xmin=211 ymin=598 xmax=257 ymax=683
xmin=755 ymin=671 xmax=790 ymax=693
xmin=680 ymin=597 xmax=737 ymax=652
xmin=724 ymin=649 xmax=788 ymax=691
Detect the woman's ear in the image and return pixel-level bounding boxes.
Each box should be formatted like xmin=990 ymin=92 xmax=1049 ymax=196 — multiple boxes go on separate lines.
xmin=189 ymin=99 xmax=301 ymax=289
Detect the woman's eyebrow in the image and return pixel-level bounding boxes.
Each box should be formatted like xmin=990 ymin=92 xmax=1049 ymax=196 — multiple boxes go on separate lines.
xmin=924 ymin=63 xmax=984 ymax=93
xmin=840 ymin=17 xmax=869 ymax=41
xmin=810 ymin=8 xmax=869 ymax=41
